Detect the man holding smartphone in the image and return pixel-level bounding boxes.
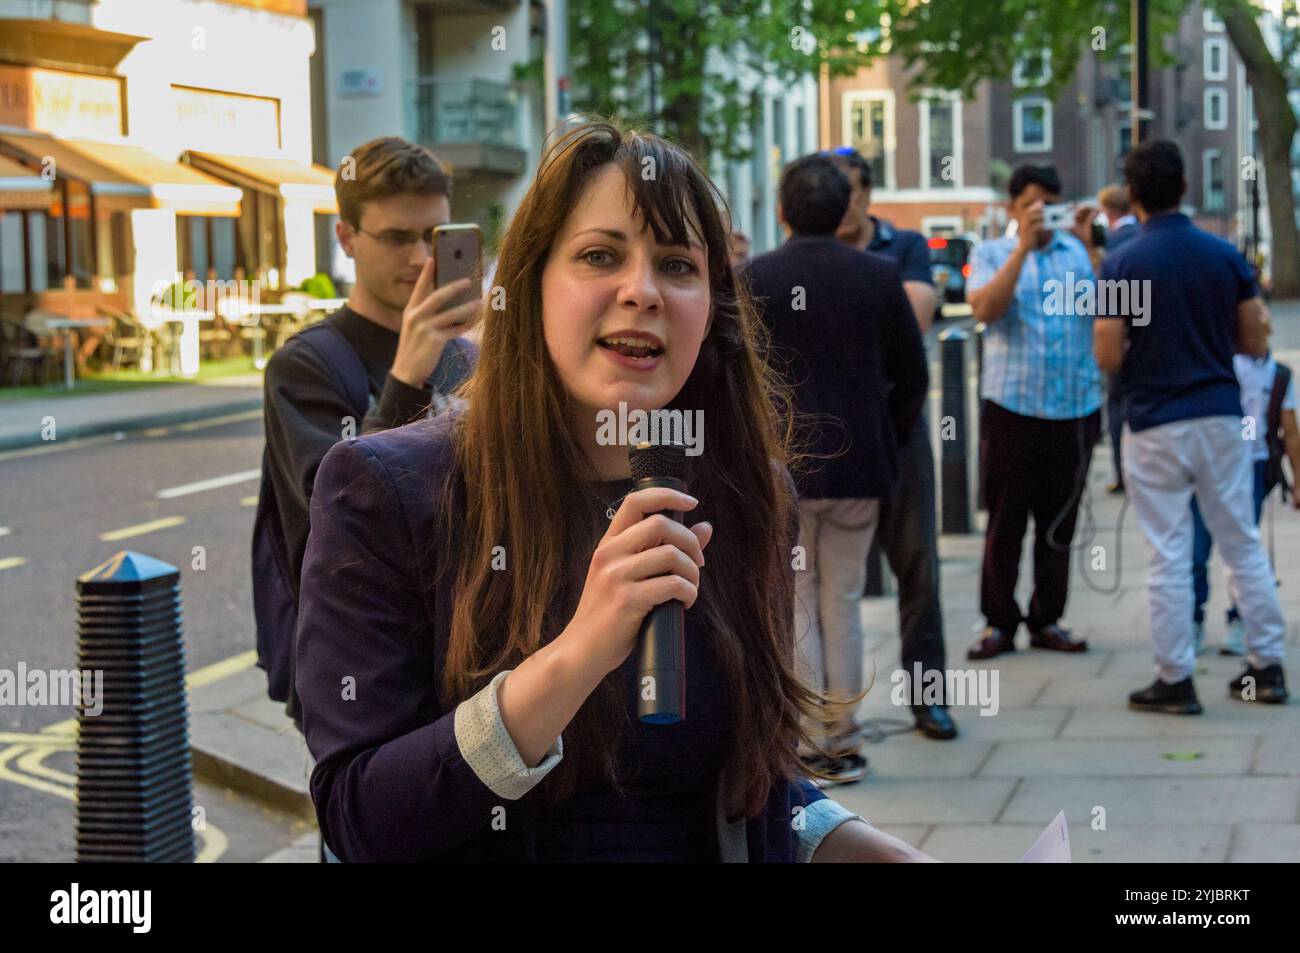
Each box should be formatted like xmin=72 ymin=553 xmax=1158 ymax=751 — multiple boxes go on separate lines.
xmin=253 ymin=136 xmax=481 ymax=730
xmin=965 ymin=164 xmax=1103 ymax=660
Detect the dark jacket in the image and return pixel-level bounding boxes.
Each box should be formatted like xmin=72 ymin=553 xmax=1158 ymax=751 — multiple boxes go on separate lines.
xmin=294 ymin=411 xmax=829 ymax=862
xmin=256 ymin=306 xmax=476 ymax=719
xmin=743 ymin=234 xmax=929 ymax=499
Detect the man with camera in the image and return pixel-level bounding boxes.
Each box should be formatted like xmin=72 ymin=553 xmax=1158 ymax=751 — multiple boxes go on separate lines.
xmin=966 ymin=165 xmax=1103 ymax=661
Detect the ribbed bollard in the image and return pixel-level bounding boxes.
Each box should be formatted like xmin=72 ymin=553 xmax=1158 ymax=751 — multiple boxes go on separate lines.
xmin=75 ymin=551 xmax=195 ymax=863
xmin=939 ymin=328 xmax=972 ymax=534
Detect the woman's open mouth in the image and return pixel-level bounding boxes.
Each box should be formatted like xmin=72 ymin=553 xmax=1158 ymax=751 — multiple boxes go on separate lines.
xmin=596 ymin=333 xmax=664 ymax=370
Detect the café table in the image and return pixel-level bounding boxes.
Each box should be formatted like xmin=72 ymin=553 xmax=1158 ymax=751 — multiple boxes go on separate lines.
xmin=42 ymin=316 xmax=111 ymax=390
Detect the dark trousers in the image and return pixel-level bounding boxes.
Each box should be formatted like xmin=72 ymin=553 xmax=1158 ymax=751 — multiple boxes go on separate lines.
xmin=876 ymin=413 xmax=946 ymax=692
xmin=979 ymin=400 xmax=1101 ymax=633
xmin=1105 ymin=373 xmax=1125 ymax=484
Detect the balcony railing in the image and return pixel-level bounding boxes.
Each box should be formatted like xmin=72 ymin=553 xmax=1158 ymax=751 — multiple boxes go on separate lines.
xmin=405 ymin=77 xmax=521 ymax=151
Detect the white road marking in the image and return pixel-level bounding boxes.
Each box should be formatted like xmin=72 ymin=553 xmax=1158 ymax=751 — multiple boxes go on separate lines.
xmin=157 ymin=468 xmax=261 ymax=499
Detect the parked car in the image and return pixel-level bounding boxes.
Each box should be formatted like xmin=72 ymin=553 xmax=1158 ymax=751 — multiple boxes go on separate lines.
xmin=928 ymin=236 xmax=976 ymax=322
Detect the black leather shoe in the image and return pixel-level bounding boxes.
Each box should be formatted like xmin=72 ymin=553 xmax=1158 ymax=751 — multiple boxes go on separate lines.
xmin=967 ymin=626 xmax=1015 ymax=660
xmin=1229 ymin=664 xmax=1289 ymax=704
xmin=912 ymin=705 xmax=958 ymax=740
xmin=1028 ymin=623 xmax=1088 ymax=653
xmin=1129 ymin=677 xmax=1202 ymax=714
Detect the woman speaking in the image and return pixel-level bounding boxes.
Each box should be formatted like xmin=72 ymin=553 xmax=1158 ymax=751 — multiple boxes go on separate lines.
xmin=294 ymin=120 xmax=933 ymax=863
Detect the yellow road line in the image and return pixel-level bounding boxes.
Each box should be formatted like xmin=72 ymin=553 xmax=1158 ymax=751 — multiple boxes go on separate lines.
xmin=176 ymin=409 xmax=261 ymax=433
xmin=99 ymin=515 xmax=186 ymax=541
xmin=240 ymin=495 xmax=258 ymax=506
xmin=0 ymin=556 xmax=26 ymax=571
xmin=0 ymin=745 xmax=70 ymax=800
xmin=0 ymin=732 xmax=74 ymax=746
xmin=0 ymin=433 xmax=118 ymax=463
xmin=186 ymin=649 xmax=258 ymax=689
xmin=16 ymin=748 xmax=74 ymax=785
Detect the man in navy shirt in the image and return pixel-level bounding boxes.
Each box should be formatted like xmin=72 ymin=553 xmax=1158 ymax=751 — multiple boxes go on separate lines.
xmin=1094 ymin=140 xmax=1287 ymax=711
xmin=828 ymin=149 xmax=955 ymax=742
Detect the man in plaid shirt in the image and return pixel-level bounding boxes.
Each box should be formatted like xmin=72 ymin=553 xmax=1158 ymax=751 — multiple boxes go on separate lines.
xmin=966 ymin=164 xmax=1104 ymax=660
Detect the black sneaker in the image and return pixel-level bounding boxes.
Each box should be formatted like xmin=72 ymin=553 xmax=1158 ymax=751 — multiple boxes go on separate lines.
xmin=1128 ymin=677 xmax=1202 ymax=714
xmin=1228 ymin=664 xmax=1289 ymax=704
xmin=805 ymin=753 xmax=869 ymax=788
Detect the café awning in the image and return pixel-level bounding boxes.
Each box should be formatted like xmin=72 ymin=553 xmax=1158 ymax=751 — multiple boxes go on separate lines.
xmin=183 ymin=152 xmax=338 ymax=214
xmin=0 ymin=133 xmax=242 ymax=216
xmin=0 ymin=153 xmax=52 ymax=210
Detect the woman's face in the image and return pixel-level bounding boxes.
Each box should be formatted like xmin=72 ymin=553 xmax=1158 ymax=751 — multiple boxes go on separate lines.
xmin=541 ymin=163 xmax=712 ymax=426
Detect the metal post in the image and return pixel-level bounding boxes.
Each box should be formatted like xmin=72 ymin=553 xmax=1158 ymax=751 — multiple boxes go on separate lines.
xmin=76 ymin=551 xmax=195 ymax=863
xmin=1131 ymin=0 xmax=1151 ymax=144
xmin=939 ymin=328 xmax=972 ymax=534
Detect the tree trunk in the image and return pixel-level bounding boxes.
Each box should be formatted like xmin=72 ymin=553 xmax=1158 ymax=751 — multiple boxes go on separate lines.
xmin=1223 ymin=5 xmax=1300 ymax=299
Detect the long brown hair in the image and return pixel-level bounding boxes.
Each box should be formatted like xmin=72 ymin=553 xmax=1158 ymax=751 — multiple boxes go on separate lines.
xmin=436 ymin=119 xmax=827 ymax=820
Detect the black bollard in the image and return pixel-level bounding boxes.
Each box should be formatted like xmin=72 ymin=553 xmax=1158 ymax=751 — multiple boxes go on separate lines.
xmin=75 ymin=551 xmax=195 ymax=863
xmin=939 ymin=328 xmax=972 ymax=534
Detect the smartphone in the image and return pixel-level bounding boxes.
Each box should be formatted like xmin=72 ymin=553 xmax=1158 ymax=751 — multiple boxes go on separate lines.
xmin=1042 ymin=203 xmax=1073 ymax=231
xmin=433 ymin=224 xmax=482 ymax=316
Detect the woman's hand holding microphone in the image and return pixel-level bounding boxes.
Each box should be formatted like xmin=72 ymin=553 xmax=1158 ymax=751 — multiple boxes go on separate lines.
xmin=496 ymin=488 xmax=713 ymax=768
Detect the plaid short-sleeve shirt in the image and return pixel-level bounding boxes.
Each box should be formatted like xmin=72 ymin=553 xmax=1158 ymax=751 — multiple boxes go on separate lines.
xmin=968 ymin=232 xmax=1103 ymax=420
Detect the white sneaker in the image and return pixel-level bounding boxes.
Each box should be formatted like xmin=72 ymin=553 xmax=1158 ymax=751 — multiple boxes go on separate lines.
xmin=1193 ymin=620 xmax=1209 ymax=656
xmin=1219 ymin=617 xmax=1245 ymax=657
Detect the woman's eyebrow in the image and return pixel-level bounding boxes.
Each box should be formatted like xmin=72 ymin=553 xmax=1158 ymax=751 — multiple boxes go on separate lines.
xmin=572 ymin=227 xmax=628 ymax=242
xmin=571 ymin=226 xmax=704 ymax=253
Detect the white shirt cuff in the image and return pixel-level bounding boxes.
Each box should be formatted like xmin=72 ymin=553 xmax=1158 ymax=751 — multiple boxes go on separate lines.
xmin=453 ymin=670 xmax=563 ymax=800
xmin=795 ymin=798 xmax=866 ymax=864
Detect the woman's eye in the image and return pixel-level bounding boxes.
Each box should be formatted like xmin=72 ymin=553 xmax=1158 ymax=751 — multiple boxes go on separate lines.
xmin=581 ymin=249 xmax=614 ymax=266
xmin=662 ymin=258 xmax=697 ymax=275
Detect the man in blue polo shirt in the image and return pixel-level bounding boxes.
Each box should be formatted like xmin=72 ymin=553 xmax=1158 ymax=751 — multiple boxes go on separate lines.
xmin=966 ymin=164 xmax=1104 ymax=661
xmin=1094 ymin=140 xmax=1287 ymax=712
xmin=828 ymin=148 xmax=956 ymax=742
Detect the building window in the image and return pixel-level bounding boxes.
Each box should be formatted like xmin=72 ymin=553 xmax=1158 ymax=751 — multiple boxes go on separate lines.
xmin=1204 ymin=38 xmax=1227 ymax=81
xmin=1014 ymin=97 xmax=1052 ymax=152
xmin=795 ymin=104 xmax=806 ymax=157
xmin=920 ymin=93 xmax=962 ymax=189
xmin=1204 ymin=9 xmax=1225 ymax=32
xmin=0 ymin=211 xmax=25 ymax=293
xmin=1203 ymin=150 xmax=1226 ymax=212
xmin=844 ymin=92 xmax=894 ymax=189
xmin=1013 ymin=49 xmax=1051 ymax=87
xmin=1205 ymin=87 xmax=1228 ymax=130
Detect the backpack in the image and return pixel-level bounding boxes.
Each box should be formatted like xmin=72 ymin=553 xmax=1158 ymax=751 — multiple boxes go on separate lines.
xmin=1263 ymin=361 xmax=1292 ymax=500
xmin=252 ymin=322 xmax=370 ymax=705
xmin=252 ymin=323 xmax=478 ymax=709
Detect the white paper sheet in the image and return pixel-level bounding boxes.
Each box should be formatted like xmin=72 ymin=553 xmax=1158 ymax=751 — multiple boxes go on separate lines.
xmin=1018 ymin=810 xmax=1071 ymax=863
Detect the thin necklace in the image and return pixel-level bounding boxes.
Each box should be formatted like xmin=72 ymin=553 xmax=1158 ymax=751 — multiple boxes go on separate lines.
xmin=587 ymin=484 xmax=630 ymax=520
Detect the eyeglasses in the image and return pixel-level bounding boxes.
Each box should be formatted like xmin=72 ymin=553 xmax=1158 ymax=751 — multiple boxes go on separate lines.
xmin=354 ymin=226 xmax=438 ymax=251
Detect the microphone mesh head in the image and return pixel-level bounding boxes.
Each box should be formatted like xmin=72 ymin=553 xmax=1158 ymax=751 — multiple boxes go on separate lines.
xmin=629 ymin=441 xmax=688 ymax=483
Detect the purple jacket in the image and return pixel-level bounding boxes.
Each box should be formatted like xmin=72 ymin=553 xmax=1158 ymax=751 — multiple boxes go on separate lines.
xmin=295 ymin=411 xmax=853 ymax=862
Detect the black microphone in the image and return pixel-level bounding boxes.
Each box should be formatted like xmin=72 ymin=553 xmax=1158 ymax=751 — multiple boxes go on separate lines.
xmin=629 ymin=440 xmax=689 ymax=724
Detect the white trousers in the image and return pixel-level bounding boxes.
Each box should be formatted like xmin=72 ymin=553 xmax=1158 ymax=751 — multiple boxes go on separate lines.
xmin=793 ymin=497 xmax=880 ymax=754
xmin=1123 ymin=416 xmax=1286 ymax=683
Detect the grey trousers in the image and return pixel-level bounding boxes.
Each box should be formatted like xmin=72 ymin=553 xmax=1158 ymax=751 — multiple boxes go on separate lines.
xmin=793 ymin=497 xmax=881 ymax=756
